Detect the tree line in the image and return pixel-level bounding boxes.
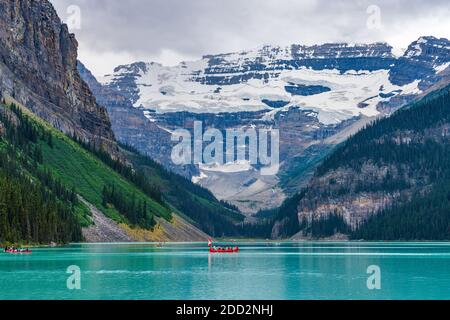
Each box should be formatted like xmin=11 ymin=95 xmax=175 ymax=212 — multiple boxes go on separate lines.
xmin=0 ymin=102 xmax=82 ymax=244
xmin=102 ymin=184 xmax=155 ymax=229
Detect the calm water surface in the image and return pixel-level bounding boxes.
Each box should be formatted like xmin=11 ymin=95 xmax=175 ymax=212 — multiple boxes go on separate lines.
xmin=0 ymin=242 xmax=449 ymax=300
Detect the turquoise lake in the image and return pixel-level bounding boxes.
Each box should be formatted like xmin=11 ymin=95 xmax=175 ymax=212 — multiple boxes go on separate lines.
xmin=0 ymin=242 xmax=449 ymax=300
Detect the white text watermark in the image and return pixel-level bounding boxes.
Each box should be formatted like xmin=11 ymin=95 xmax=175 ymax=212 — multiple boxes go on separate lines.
xmin=171 ymin=122 xmax=280 ymax=176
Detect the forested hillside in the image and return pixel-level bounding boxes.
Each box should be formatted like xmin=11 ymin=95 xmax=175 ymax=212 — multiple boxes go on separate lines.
xmin=0 ymin=98 xmax=171 ymax=244
xmin=0 ymin=101 xmax=83 ymax=244
xmin=265 ymin=85 xmax=450 ymax=240
xmin=120 ymin=144 xmax=245 ymax=237
xmin=0 ymin=97 xmax=248 ymax=244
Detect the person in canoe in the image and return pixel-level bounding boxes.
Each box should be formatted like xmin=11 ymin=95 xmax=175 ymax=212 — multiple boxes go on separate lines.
xmin=208 ymin=239 xmax=239 ymax=253
xmin=4 ymin=247 xmax=32 ymax=254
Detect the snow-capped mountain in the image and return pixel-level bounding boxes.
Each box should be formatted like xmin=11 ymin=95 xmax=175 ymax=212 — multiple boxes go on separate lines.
xmin=81 ymin=36 xmax=450 ymax=213
xmin=100 ymin=37 xmax=448 ymax=123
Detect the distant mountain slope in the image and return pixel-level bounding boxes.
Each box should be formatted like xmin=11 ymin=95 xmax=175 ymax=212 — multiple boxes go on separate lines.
xmin=120 ymin=144 xmax=245 ymax=237
xmin=78 ymin=61 xmax=196 ymax=178
xmin=80 ymin=63 xmax=245 ymax=236
xmin=0 ymin=0 xmax=117 ymax=155
xmin=271 ymin=84 xmax=450 ymax=240
xmin=83 ymin=37 xmax=450 ymax=212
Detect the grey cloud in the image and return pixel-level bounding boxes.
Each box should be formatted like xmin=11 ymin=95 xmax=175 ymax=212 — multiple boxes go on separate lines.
xmin=50 ymin=0 xmax=450 ymax=75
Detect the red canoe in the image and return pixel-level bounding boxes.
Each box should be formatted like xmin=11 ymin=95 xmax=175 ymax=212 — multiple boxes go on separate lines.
xmin=209 ymin=246 xmax=239 ymax=253
xmin=4 ymin=249 xmax=32 ymax=254
xmin=207 ymin=238 xmax=239 ymax=253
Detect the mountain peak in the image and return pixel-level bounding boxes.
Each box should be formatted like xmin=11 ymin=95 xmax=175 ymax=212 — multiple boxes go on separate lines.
xmin=114 ymin=61 xmax=149 ymax=74
xmin=404 ymin=36 xmax=450 ymax=59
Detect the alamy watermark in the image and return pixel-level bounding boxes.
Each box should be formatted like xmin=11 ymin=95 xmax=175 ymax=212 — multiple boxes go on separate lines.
xmin=65 ymin=5 xmax=82 ymax=31
xmin=366 ymin=5 xmax=383 ymax=30
xmin=66 ymin=265 xmax=81 ymax=290
xmin=366 ymin=265 xmax=381 ymax=290
xmin=171 ymin=121 xmax=280 ymax=176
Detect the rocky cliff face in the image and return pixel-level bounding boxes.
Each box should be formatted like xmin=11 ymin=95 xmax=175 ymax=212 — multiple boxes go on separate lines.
xmin=0 ymin=0 xmax=117 ymax=154
xmin=390 ymin=37 xmax=450 ymax=88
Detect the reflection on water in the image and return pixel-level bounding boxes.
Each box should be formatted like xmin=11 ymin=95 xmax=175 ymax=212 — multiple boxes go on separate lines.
xmin=0 ymin=242 xmax=449 ymax=300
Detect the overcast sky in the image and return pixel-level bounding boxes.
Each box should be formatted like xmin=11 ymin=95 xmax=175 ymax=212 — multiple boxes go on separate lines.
xmin=51 ymin=0 xmax=450 ymax=77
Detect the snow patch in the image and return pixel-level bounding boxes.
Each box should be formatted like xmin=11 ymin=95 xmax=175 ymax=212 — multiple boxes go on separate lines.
xmin=133 ymin=66 xmax=423 ymax=125
xmin=434 ymin=62 xmax=450 ymax=73
xmin=191 ymin=171 xmax=208 ymax=184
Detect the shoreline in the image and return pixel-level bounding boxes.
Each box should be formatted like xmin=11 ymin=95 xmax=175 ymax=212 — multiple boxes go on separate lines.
xmin=4 ymin=239 xmax=450 ymax=249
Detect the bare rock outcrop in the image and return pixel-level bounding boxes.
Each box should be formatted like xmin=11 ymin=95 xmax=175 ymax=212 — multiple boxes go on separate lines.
xmin=0 ymin=0 xmax=118 ymax=155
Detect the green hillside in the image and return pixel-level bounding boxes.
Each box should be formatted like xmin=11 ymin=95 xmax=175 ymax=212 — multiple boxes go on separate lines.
xmin=38 ymin=126 xmax=171 ymax=224
xmin=0 ymin=98 xmax=172 ymax=244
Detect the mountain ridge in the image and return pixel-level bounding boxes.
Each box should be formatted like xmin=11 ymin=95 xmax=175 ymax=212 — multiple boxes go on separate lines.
xmin=81 ymin=36 xmax=450 ymax=213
